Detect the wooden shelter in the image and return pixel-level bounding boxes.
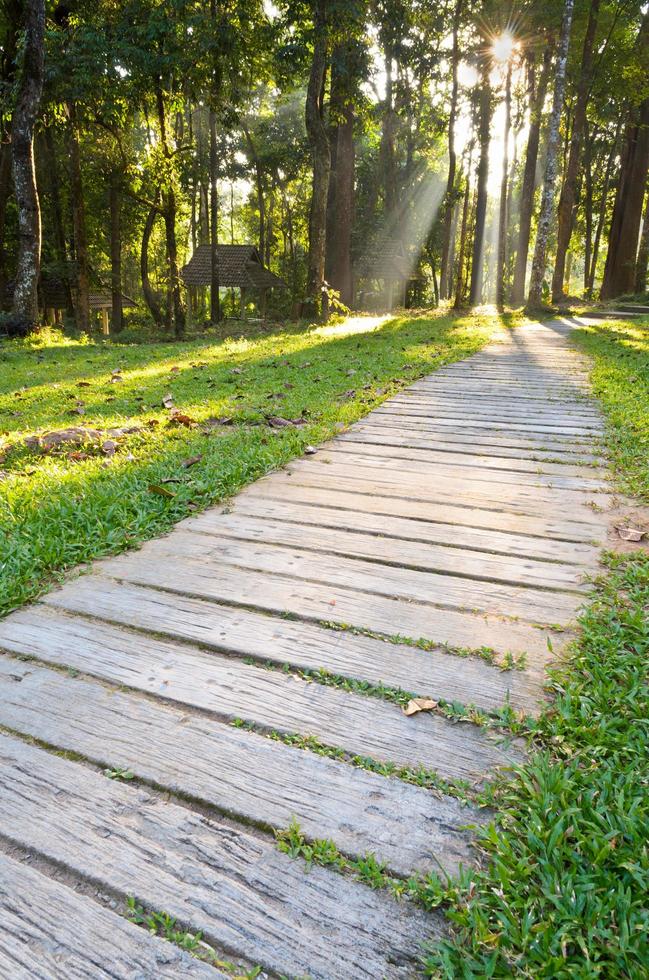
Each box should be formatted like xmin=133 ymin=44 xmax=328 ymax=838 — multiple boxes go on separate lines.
xmin=2 ymin=276 xmax=136 ymax=334
xmin=354 ymin=239 xmax=411 ymax=310
xmin=181 ymin=245 xmax=286 ymax=316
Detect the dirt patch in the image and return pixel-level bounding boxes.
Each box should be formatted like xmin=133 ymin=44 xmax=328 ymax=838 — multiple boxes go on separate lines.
xmin=605 ymin=499 xmax=649 ymax=554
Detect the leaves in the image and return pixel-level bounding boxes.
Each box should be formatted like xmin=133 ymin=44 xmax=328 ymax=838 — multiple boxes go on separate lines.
xmin=615 ymin=525 xmax=646 ymax=542
xmin=148 ymin=483 xmax=176 ymax=498
xmin=162 ymin=392 xmax=175 ymax=409
xmin=403 ymin=698 xmax=438 ymax=717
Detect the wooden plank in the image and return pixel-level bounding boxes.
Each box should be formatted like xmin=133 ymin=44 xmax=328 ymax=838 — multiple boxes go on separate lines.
xmin=0 ymin=736 xmax=434 ymax=979
xmin=350 ymin=420 xmax=598 ymax=455
xmin=35 ymin=582 xmax=546 ymax=711
xmin=0 ymin=853 xmax=223 ymax=980
xmin=280 ymin=464 xmax=608 ymax=522
xmin=391 ymin=395 xmax=602 ymax=421
xmin=243 ymin=475 xmax=605 ymax=543
xmin=185 ymin=511 xmax=591 ymax=591
xmin=333 ymin=436 xmax=606 ymax=477
xmin=0 ymin=617 xmax=519 ymax=779
xmin=373 ymin=407 xmax=602 ymax=437
xmin=312 ymin=447 xmax=609 ymax=491
xmin=0 ymin=655 xmax=483 ymax=875
xmin=231 ymin=492 xmax=601 ymax=565
xmin=97 ymin=550 xmax=567 ymax=657
xmin=121 ymin=530 xmax=583 ymax=625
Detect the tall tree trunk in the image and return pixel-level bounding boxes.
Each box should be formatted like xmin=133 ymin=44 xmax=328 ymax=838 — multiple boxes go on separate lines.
xmin=583 ymin=124 xmax=593 ymax=295
xmin=454 ymin=147 xmax=473 ymax=309
xmin=469 ymin=59 xmax=491 ymax=306
xmin=527 ymin=0 xmax=575 ymax=308
xmin=511 ymin=44 xmax=552 ymax=304
xmin=141 ymin=201 xmax=164 ymax=327
xmin=380 ymin=48 xmax=398 ymax=222
xmin=10 ymin=0 xmax=45 ymax=333
xmin=325 ymin=45 xmax=355 ymax=307
xmin=67 ymin=102 xmax=90 ymax=331
xmin=305 ymin=0 xmax=330 ymax=317
xmin=42 ymin=126 xmax=74 ymax=317
xmin=0 ymin=143 xmax=13 ymax=304
xmin=601 ymin=12 xmax=649 ymax=300
xmin=109 ymin=173 xmax=123 ymax=333
xmin=496 ymin=60 xmax=513 ymax=311
xmin=439 ymin=0 xmax=462 ymax=300
xmin=209 ymin=107 xmax=221 ymax=324
xmin=634 ymin=179 xmax=649 ymax=294
xmin=551 ymin=0 xmax=600 ymax=302
xmin=243 ymin=123 xmax=266 ymax=259
xmin=586 ymin=125 xmax=619 ymax=295
xmin=155 ymin=85 xmax=186 ymax=336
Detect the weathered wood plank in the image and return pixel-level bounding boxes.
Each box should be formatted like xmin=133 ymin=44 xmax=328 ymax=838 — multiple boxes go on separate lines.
xmin=0 ymin=736 xmax=434 ymax=979
xmin=34 ymin=582 xmax=545 ymax=711
xmin=334 ymin=435 xmax=605 ymax=476
xmin=0 ymin=852 xmax=223 ymax=979
xmin=0 ymin=619 xmax=518 ymax=779
xmin=231 ymin=492 xmax=601 ymax=565
xmin=388 ymin=397 xmax=603 ymax=423
xmin=96 ymin=550 xmax=565 ymax=658
xmin=184 ymin=511 xmax=591 ymax=591
xmin=350 ymin=420 xmax=599 ymax=455
xmin=0 ymin=655 xmax=483 ymax=875
xmin=372 ymin=407 xmax=602 ymax=437
xmin=118 ymin=531 xmax=583 ymax=625
xmin=276 ymin=466 xmax=607 ymax=523
xmin=310 ymin=447 xmax=609 ymax=491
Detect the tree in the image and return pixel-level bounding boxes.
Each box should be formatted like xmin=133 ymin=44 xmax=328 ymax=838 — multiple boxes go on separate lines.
xmin=10 ymin=0 xmax=45 ymax=333
xmin=304 ymin=0 xmax=331 ymax=316
xmin=439 ymin=0 xmax=462 ymax=301
xmin=551 ymin=0 xmax=600 ymax=303
xmin=469 ymin=50 xmax=491 ymax=306
xmin=527 ymin=0 xmax=575 ymax=308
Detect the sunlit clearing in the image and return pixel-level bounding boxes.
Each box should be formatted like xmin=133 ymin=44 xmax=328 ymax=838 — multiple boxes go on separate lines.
xmin=314 ymin=314 xmax=392 ymax=338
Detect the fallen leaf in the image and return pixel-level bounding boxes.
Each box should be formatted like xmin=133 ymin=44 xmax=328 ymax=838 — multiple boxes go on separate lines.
xmin=111 ymin=368 xmax=122 ymax=376
xmin=403 ymin=698 xmax=438 ymax=717
xmin=304 ymin=445 xmax=317 ymax=455
xmin=168 ymin=410 xmax=196 ymax=427
xmin=101 ymin=439 xmax=118 ymax=455
xmin=77 ymin=381 xmax=91 ymax=388
xmin=182 ymin=454 xmax=203 ymax=468
xmin=267 ymin=415 xmax=308 ymax=428
xmin=162 ymin=393 xmax=174 ymax=409
xmin=148 ymin=484 xmax=176 ymax=498
xmin=615 ymin=525 xmax=646 ymax=542
xmin=169 ymin=366 xmax=180 ymax=373
xmin=203 ymin=416 xmax=234 ymax=428
xmin=230 ymin=367 xmax=243 ymax=375
xmin=70 ymin=405 xmax=85 ymax=416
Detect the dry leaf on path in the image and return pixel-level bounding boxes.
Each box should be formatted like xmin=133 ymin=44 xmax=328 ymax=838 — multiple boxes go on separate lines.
xmin=615 ymin=525 xmax=646 ymax=542
xmin=403 ymin=698 xmax=438 ymax=717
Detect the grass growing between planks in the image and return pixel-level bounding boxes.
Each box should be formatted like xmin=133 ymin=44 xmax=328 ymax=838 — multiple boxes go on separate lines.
xmin=0 ymin=310 xmax=503 ymax=616
xmin=424 ymin=318 xmax=649 ymax=978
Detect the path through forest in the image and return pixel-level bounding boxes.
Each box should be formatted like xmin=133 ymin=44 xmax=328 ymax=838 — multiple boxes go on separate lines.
xmin=0 ymin=318 xmax=611 ymax=978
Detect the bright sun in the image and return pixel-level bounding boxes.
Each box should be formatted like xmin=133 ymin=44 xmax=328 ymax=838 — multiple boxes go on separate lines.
xmin=491 ymin=32 xmax=515 ymax=63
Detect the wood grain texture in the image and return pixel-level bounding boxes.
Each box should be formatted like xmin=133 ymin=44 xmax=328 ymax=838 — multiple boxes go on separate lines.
xmin=230 ymin=492 xmax=601 ymax=566
xmin=33 ymin=583 xmax=545 ymax=711
xmin=0 ymin=736 xmax=435 ymax=979
xmin=97 ymin=551 xmax=565 ymax=657
xmin=121 ymin=530 xmax=583 ymax=625
xmin=0 ymin=852 xmax=223 ymax=979
xmin=184 ymin=510 xmax=592 ymax=591
xmin=0 ymin=655 xmax=483 ymax=876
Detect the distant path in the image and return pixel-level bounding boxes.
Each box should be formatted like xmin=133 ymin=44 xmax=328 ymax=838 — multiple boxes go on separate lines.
xmin=0 ymin=318 xmax=611 ymax=978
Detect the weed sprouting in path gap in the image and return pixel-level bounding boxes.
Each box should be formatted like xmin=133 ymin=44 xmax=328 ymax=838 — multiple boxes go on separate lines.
xmin=0 ymin=310 xmax=502 ymax=615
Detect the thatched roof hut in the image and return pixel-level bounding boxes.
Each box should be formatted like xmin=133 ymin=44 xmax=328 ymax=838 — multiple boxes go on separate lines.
xmin=181 ymin=245 xmax=286 ymax=290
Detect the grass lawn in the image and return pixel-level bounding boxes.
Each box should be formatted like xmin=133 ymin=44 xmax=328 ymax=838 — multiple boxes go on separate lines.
xmin=425 ymin=317 xmax=649 ymax=978
xmin=0 ymin=309 xmax=504 ymax=616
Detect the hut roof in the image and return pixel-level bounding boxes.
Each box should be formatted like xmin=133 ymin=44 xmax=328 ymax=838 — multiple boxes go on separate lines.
xmin=355 ymin=239 xmax=411 ymax=281
xmin=181 ymin=245 xmax=286 ymax=289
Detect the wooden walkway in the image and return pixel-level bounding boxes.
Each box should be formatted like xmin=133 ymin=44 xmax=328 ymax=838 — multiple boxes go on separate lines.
xmin=0 ymin=319 xmax=611 ymax=978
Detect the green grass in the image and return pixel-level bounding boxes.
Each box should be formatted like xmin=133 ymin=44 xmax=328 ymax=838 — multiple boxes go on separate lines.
xmin=425 ymin=318 xmax=649 ymax=978
xmin=0 ymin=310 xmax=503 ymax=616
